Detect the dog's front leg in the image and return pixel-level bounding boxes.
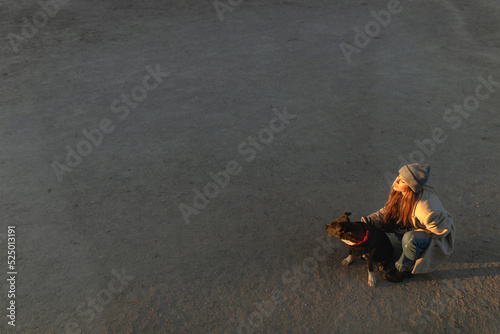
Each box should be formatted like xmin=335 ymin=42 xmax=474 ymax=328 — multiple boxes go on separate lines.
xmin=342 ymin=248 xmax=354 ymax=266
xmin=363 ymin=249 xmax=376 ymax=287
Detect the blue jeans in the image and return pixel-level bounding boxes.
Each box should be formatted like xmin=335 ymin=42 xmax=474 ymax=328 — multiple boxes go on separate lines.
xmin=395 ymin=231 xmax=431 ymax=271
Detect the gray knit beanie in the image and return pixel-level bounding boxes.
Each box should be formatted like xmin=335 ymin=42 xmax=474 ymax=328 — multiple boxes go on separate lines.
xmin=398 ymin=163 xmax=430 ymax=193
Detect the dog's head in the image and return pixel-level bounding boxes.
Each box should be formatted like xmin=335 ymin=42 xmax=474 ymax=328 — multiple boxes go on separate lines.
xmin=325 ymin=212 xmax=352 ymax=238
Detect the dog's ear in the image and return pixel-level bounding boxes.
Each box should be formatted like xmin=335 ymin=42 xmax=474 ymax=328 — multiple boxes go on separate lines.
xmin=343 ymin=212 xmax=352 ymax=220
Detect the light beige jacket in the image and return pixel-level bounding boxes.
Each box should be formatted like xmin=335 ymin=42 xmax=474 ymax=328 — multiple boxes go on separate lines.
xmin=365 ymin=189 xmax=455 ymax=274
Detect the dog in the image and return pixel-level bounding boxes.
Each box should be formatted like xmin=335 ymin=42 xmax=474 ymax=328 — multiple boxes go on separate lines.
xmin=325 ymin=212 xmax=394 ymax=287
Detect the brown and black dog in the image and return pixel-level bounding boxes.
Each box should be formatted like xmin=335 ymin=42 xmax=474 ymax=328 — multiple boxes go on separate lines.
xmin=325 ymin=212 xmax=394 ymax=287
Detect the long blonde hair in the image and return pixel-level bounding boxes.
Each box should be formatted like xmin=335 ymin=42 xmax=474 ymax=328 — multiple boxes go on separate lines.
xmin=384 ymin=188 xmax=420 ymax=228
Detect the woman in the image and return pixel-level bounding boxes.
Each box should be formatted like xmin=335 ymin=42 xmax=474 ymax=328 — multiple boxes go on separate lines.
xmin=362 ymin=163 xmax=455 ymax=283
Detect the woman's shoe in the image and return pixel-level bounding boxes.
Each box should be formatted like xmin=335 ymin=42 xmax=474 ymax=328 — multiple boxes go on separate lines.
xmin=386 ymin=268 xmax=414 ymax=283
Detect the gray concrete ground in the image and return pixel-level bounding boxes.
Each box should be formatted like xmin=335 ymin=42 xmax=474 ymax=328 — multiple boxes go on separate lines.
xmin=1 ymin=0 xmax=499 ymax=333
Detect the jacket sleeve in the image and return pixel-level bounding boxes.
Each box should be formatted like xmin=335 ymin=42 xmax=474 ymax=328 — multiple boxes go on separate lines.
xmin=413 ymin=192 xmax=453 ymax=237
xmin=361 ymin=208 xmax=386 ymax=229
xmin=418 ymin=211 xmax=451 ymax=237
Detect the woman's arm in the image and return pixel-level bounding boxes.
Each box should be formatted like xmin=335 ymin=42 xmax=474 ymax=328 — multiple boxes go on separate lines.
xmin=361 ymin=208 xmax=386 ymax=229
xmin=419 ymin=211 xmax=451 ymax=236
xmin=414 ymin=192 xmax=453 ymax=237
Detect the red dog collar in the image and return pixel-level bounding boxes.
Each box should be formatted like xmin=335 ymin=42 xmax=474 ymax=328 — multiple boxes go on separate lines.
xmin=342 ymin=222 xmax=369 ymax=246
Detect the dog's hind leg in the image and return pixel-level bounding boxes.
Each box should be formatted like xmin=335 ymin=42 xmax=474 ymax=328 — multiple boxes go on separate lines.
xmin=378 ymin=261 xmax=389 ymax=271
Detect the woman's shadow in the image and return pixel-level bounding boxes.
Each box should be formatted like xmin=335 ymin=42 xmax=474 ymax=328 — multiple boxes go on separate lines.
xmin=378 ymin=237 xmax=499 ymax=286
